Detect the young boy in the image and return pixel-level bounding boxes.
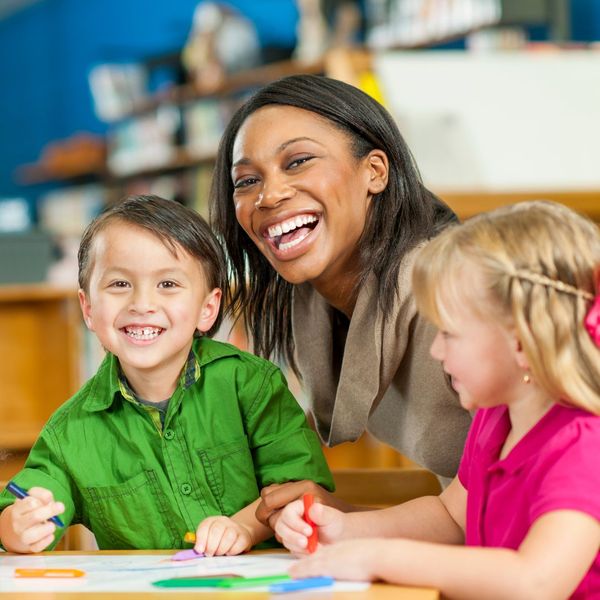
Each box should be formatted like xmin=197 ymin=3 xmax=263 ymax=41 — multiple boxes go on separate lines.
xmin=0 ymin=195 xmax=333 ymax=554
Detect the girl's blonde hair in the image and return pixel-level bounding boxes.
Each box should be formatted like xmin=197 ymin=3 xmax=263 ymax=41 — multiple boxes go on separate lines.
xmin=412 ymin=201 xmax=600 ymax=414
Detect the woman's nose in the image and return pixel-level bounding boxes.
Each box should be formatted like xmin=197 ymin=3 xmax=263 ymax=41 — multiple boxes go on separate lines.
xmin=255 ymin=174 xmax=295 ymax=209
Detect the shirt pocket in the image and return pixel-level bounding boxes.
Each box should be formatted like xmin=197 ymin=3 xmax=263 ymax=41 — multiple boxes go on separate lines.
xmin=82 ymin=469 xmax=178 ymax=549
xmin=198 ymin=436 xmax=259 ymax=515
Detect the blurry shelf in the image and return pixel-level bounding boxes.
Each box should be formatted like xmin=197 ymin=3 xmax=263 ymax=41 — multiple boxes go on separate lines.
xmin=123 ymin=58 xmax=325 ymax=118
xmin=437 ymin=189 xmax=600 ymax=222
xmin=0 ymin=283 xmax=78 ymax=302
xmin=17 ymin=164 xmax=108 ymax=186
xmin=107 ymin=148 xmax=216 ymax=182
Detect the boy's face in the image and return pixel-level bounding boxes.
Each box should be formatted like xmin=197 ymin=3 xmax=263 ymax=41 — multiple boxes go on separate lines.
xmin=78 ymin=221 xmax=221 ymax=383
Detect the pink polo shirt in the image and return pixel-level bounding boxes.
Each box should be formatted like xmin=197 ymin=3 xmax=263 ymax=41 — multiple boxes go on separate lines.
xmin=458 ymin=403 xmax=600 ymax=599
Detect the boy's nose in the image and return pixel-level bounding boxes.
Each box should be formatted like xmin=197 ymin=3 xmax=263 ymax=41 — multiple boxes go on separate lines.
xmin=128 ymin=288 xmax=157 ymax=314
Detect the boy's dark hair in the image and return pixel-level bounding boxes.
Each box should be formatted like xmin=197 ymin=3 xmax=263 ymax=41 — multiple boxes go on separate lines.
xmin=79 ymin=195 xmax=228 ymax=337
xmin=210 ymin=73 xmax=456 ymax=372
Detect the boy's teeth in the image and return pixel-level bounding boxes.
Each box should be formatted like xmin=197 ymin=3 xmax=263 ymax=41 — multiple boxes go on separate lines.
xmin=125 ymin=326 xmax=162 ymax=340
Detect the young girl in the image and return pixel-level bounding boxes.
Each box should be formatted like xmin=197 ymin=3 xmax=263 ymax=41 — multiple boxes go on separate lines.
xmin=276 ymin=201 xmax=600 ymax=599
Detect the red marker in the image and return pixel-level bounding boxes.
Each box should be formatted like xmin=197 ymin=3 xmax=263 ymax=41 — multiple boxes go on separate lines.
xmin=303 ymin=493 xmax=318 ymax=553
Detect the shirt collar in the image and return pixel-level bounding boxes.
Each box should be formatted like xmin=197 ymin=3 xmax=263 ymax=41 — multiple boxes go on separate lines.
xmin=485 ymin=403 xmax=586 ymax=475
xmin=82 ymin=337 xmax=240 ymax=413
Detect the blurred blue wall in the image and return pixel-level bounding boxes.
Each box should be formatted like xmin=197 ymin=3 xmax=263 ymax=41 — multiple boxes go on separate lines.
xmin=0 ymin=0 xmax=598 ymax=209
xmin=0 ymin=0 xmax=298 ymax=207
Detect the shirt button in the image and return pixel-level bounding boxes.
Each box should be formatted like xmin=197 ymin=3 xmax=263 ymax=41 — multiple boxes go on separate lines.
xmin=181 ymin=483 xmax=192 ymax=495
xmin=164 ymin=429 xmax=175 ymax=440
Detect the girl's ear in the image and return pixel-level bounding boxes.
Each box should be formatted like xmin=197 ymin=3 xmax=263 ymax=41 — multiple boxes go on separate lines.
xmin=196 ymin=288 xmax=222 ymax=334
xmin=365 ymin=149 xmax=389 ymax=195
xmin=513 ymin=336 xmax=530 ymax=370
xmin=78 ymin=289 xmax=94 ymax=331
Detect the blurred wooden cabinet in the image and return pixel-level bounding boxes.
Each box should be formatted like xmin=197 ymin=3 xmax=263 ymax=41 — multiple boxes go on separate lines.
xmin=0 ymin=285 xmax=81 ymax=480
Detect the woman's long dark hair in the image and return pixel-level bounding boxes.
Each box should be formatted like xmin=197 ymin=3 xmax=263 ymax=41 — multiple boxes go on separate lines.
xmin=210 ymin=74 xmax=455 ymax=373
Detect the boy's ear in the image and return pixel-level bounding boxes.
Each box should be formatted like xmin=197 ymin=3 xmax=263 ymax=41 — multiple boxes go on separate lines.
xmin=196 ymin=288 xmax=222 ymax=334
xmin=78 ymin=289 xmax=95 ymax=331
xmin=365 ymin=149 xmax=389 ymax=195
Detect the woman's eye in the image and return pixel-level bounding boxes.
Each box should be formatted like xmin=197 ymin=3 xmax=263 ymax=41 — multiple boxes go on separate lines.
xmin=233 ymin=176 xmax=258 ymax=189
xmin=288 ymin=156 xmax=313 ymax=169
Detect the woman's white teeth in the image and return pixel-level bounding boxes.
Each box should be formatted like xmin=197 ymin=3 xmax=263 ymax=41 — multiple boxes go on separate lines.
xmin=268 ymin=214 xmax=317 ymax=238
xmin=125 ymin=327 xmax=162 ymax=340
xmin=279 ymin=229 xmax=311 ymax=251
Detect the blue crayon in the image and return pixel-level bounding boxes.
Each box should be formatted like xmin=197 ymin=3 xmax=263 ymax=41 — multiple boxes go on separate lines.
xmin=5 ymin=481 xmax=65 ymax=528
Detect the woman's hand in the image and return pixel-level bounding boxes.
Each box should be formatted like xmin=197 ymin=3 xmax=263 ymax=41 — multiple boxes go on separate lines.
xmin=289 ymin=539 xmax=381 ymax=581
xmin=0 ymin=487 xmax=63 ymax=553
xmin=194 ymin=516 xmax=253 ymax=556
xmin=274 ymin=498 xmax=346 ymax=554
xmin=256 ymin=480 xmax=352 ymax=528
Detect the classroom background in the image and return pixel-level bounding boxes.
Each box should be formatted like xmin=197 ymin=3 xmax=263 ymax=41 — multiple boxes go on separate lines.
xmin=1 ymin=0 xmax=600 ymax=508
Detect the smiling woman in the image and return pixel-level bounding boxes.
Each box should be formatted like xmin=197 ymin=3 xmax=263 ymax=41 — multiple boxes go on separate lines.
xmin=210 ymin=74 xmax=472 ymax=520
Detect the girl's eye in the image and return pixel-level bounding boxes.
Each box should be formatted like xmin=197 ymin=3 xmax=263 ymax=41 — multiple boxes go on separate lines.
xmin=110 ymin=280 xmax=130 ymax=288
xmin=288 ymin=156 xmax=313 ymax=169
xmin=159 ymin=281 xmax=177 ymax=289
xmin=233 ymin=176 xmax=258 ymax=189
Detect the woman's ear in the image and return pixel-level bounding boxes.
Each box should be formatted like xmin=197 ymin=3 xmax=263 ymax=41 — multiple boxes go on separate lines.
xmin=196 ymin=288 xmax=222 ymax=334
xmin=365 ymin=149 xmax=389 ymax=195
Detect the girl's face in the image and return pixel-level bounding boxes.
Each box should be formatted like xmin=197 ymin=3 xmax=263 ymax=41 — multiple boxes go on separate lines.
xmin=429 ymin=286 xmax=524 ymax=412
xmin=231 ymin=105 xmax=387 ymax=289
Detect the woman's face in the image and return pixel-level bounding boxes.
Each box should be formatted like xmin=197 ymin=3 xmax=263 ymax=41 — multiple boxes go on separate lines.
xmin=231 ymin=105 xmax=386 ymax=288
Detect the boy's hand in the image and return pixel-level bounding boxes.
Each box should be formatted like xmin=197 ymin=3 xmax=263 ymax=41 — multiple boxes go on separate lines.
xmin=194 ymin=516 xmax=253 ymax=556
xmin=274 ymin=498 xmax=345 ymax=554
xmin=0 ymin=487 xmax=64 ymax=553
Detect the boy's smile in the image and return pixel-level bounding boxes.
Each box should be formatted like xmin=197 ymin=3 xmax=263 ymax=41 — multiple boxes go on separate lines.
xmin=78 ymin=221 xmax=220 ymax=401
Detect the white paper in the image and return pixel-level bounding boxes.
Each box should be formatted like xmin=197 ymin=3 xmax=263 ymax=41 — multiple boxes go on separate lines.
xmin=0 ymin=553 xmax=369 ymax=592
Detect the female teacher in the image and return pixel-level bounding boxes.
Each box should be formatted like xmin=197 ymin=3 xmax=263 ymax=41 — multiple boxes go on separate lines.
xmin=210 ymin=73 xmax=471 ymax=520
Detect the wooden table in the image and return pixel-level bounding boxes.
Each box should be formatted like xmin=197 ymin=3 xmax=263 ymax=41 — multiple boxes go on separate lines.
xmin=0 ymin=550 xmax=439 ymax=599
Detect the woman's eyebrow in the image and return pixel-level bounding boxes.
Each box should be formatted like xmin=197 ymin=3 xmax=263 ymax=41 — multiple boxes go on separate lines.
xmin=232 ymin=137 xmax=319 ymax=169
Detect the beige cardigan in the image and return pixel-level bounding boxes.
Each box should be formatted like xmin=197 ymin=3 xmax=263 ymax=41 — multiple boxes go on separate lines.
xmin=292 ymin=246 xmax=472 ymax=478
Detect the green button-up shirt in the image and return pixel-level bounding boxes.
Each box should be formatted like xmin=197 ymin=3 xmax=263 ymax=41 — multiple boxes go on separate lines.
xmin=0 ymin=337 xmax=333 ymax=550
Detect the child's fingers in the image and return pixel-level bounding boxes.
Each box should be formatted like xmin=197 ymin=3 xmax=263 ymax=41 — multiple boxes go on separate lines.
xmin=202 ymin=519 xmax=227 ymax=556
xmin=20 ymin=521 xmax=55 ymax=548
xmin=27 ymin=487 xmax=55 ymax=504
xmin=226 ymin=531 xmax=250 ymax=556
xmin=275 ymin=519 xmax=309 ymax=554
xmin=277 ymin=500 xmax=312 ymax=536
xmin=27 ymin=532 xmax=56 ymax=554
xmin=213 ymin=526 xmax=238 ymax=556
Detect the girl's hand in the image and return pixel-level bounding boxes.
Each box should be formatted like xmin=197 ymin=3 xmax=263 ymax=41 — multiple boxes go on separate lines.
xmin=289 ymin=539 xmax=380 ymax=581
xmin=194 ymin=516 xmax=253 ymax=556
xmin=274 ymin=498 xmax=345 ymax=554
xmin=256 ymin=481 xmax=353 ymax=528
xmin=0 ymin=487 xmax=64 ymax=553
